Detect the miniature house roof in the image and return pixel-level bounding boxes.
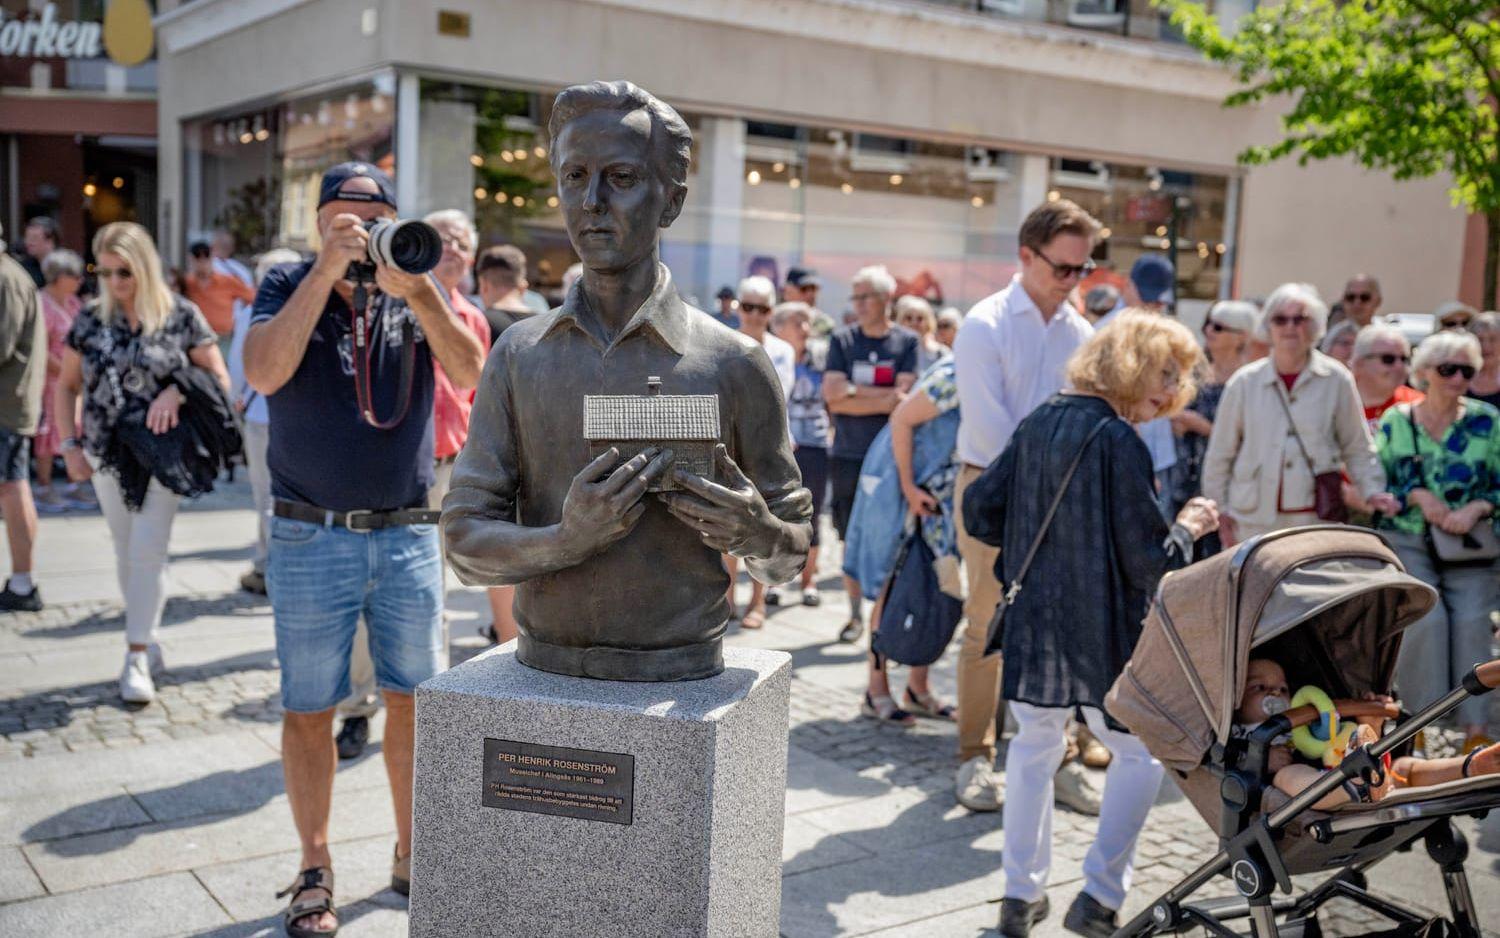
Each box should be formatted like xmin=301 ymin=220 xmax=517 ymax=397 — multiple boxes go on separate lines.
xmin=584 ymin=394 xmax=720 ymax=441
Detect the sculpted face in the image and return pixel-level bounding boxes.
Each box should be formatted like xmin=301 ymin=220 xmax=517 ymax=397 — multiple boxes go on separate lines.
xmin=555 ymin=108 xmax=685 ymax=273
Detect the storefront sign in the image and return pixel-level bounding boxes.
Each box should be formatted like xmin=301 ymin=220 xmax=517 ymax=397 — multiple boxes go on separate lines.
xmin=0 ymin=0 xmax=155 ymax=67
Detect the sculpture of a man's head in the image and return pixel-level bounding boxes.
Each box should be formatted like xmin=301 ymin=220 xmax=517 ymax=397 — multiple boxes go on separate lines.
xmin=549 ymin=81 xmax=692 ymax=275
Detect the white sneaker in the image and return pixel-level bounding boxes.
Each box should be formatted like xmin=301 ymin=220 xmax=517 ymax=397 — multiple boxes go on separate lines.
xmin=147 ymin=643 xmax=166 ymax=675
xmin=956 ymin=755 xmax=1003 ymax=812
xmin=120 ymin=651 xmax=156 ymax=704
xmin=1053 ymin=759 xmax=1101 ymax=815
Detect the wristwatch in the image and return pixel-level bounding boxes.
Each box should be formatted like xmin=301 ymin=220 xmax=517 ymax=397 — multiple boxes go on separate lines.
xmin=844 ymin=383 xmax=858 ymax=399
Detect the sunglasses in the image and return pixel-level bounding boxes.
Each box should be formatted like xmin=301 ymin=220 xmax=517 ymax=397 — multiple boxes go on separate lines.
xmin=1269 ymin=314 xmax=1310 ymax=328
xmin=739 ymin=302 xmax=770 ymax=315
xmin=97 ymin=267 xmax=133 ymax=280
xmin=1434 ymin=362 xmax=1477 ymax=380
xmin=1344 ymin=292 xmax=1373 ymax=303
xmin=1364 ymin=353 xmax=1410 ymax=366
xmin=1032 ymin=247 xmax=1096 ymax=281
xmin=1204 ymin=321 xmax=1242 ymax=335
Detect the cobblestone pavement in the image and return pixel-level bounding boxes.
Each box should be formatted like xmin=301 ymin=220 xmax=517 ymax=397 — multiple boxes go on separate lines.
xmin=2 ymin=496 xmax=1498 ymax=936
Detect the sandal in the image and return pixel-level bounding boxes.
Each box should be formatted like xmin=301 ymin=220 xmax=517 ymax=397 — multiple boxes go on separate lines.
xmin=391 ymin=843 xmax=411 ymax=896
xmin=861 ymin=692 xmax=916 ymax=726
xmin=741 ymin=607 xmax=766 ymax=630
xmin=903 ymin=687 xmax=957 ymax=721
xmin=276 ymin=866 xmax=338 ymax=937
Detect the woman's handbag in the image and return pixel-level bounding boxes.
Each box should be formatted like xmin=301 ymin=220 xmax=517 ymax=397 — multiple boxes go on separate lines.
xmin=873 ymin=530 xmax=963 ymax=667
xmin=983 ymin=416 xmax=1113 ymax=653
xmin=1273 ymin=383 xmax=1349 ymax=524
xmin=1403 ymin=407 xmax=1500 ymax=564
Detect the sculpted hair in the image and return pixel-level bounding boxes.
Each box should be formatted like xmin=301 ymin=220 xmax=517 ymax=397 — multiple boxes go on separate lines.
xmin=1067 ymin=309 xmax=1203 ymax=419
xmin=548 ymin=81 xmax=692 ymax=191
xmin=1018 ymin=198 xmax=1101 ymax=253
xmin=91 ymin=222 xmax=176 ymax=335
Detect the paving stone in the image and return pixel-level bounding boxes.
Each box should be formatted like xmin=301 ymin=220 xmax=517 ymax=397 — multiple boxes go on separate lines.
xmin=0 ymin=846 xmax=44 ymax=903
xmin=0 ymin=870 xmax=230 ymax=936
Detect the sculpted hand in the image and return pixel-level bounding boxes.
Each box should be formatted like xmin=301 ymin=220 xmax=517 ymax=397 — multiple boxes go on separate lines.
xmin=661 ymin=444 xmax=781 ymax=557
xmin=1174 ymin=496 xmax=1220 ymax=541
xmin=557 ymin=447 xmax=674 ymax=557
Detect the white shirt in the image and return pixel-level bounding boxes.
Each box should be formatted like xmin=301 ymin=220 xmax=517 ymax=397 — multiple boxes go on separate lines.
xmin=954 ymin=275 xmax=1095 ymax=467
xmin=761 ymin=331 xmax=796 ymax=403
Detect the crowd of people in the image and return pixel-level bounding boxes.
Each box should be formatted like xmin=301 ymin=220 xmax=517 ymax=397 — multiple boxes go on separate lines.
xmin=3 ymin=167 xmax=1499 ymax=937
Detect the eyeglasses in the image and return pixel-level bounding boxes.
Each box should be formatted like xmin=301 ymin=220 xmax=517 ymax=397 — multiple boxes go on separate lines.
xmin=1434 ymin=362 xmax=1477 ymax=380
xmin=1269 ymin=314 xmax=1310 ymax=329
xmin=1344 ymin=292 xmax=1374 ymax=303
xmin=1204 ymin=321 xmax=1242 ymax=335
xmin=850 ymin=292 xmax=882 ymax=303
xmin=440 ymin=234 xmax=472 ymax=252
xmin=900 ymin=316 xmax=926 ymax=325
xmin=1363 ymin=353 xmax=1410 ymax=366
xmin=97 ymin=267 xmax=133 ymax=280
xmin=1031 ymin=247 xmax=1096 ymax=281
xmin=739 ymin=302 xmax=770 ymax=315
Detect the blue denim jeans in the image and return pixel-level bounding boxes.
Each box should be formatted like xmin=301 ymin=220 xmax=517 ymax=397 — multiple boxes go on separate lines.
xmin=267 ymin=516 xmax=444 ymax=713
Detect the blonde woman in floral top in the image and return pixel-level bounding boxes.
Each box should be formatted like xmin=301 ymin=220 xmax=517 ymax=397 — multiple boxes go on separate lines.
xmin=1377 ymin=329 xmax=1500 ymax=753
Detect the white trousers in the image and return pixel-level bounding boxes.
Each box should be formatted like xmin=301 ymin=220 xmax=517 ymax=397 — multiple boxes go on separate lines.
xmin=1002 ymin=701 xmax=1164 ymax=910
xmin=90 ymin=468 xmax=182 ymax=647
xmin=243 ymin=421 xmax=272 ymax=574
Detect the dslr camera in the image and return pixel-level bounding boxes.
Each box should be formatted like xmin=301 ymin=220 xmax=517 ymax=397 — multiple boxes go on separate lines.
xmin=346 ymin=218 xmax=443 ymax=281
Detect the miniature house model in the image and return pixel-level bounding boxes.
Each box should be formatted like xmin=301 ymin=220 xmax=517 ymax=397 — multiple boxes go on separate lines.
xmin=583 ymin=377 xmax=721 ymax=492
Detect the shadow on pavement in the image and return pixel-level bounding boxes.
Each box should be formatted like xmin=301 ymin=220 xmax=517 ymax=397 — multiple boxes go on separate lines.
xmin=17 ymin=593 xmax=270 ymax=642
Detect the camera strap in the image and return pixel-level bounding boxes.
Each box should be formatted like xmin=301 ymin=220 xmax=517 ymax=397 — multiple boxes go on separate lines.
xmin=350 ymin=279 xmax=416 ymax=430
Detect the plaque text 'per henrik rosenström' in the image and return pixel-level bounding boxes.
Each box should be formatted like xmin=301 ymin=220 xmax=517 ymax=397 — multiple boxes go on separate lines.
xmin=481 ymin=738 xmax=635 ymax=825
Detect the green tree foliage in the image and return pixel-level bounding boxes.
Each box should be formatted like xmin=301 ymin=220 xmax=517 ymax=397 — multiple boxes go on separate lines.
xmin=1158 ymin=0 xmax=1500 ymax=303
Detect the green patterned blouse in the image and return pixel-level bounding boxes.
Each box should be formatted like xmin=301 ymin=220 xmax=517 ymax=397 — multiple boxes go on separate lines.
xmin=1375 ymin=398 xmax=1500 ymax=536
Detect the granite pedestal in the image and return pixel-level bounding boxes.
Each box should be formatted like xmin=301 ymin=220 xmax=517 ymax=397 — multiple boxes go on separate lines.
xmin=409 ymin=641 xmax=792 ymax=938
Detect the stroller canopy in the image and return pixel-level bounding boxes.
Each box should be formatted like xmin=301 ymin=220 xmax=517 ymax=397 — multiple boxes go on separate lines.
xmin=1106 ymin=527 xmax=1437 ymax=773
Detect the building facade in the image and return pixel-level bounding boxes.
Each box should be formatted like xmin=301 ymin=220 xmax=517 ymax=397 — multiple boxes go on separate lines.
xmin=2 ymin=0 xmax=158 ymax=260
xmin=153 ymin=0 xmax=1474 ymax=320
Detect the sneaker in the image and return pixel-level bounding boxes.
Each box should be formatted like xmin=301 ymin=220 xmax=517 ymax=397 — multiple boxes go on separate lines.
xmin=63 ymin=482 xmax=98 ymax=510
xmin=336 ymin=716 xmax=370 ymax=760
xmin=239 ymin=569 xmax=267 ymax=595
xmin=838 ymin=617 xmax=863 ymax=643
xmin=802 ymin=588 xmax=822 ymax=607
xmin=1063 ymin=891 xmax=1118 ymax=938
xmin=998 ymin=896 xmax=1050 ymax=937
xmin=0 ymin=580 xmax=43 ymax=612
xmin=119 ymin=651 xmax=156 ymax=704
xmin=1054 ymin=760 xmax=1102 ymax=816
xmin=147 ymin=643 xmax=166 ymax=676
xmin=955 ymin=755 xmax=1002 ymax=812
xmin=33 ymin=485 xmax=69 ymax=514
xmin=765 ymin=588 xmax=782 ymax=606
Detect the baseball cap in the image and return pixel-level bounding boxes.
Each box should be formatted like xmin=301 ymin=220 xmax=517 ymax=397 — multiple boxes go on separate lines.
xmin=786 ymin=266 xmax=821 ymax=289
xmin=1129 ymin=254 xmax=1175 ymax=305
xmin=715 ymin=285 xmax=735 ymax=300
xmin=188 ymin=240 xmax=212 ymax=259
xmin=317 ymin=161 xmax=397 ymax=210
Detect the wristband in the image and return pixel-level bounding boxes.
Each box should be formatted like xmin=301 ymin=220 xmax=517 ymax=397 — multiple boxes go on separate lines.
xmin=1461 ymin=748 xmax=1480 ymax=779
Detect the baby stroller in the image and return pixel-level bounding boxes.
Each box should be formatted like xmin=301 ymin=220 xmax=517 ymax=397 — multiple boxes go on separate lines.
xmin=1106 ymin=526 xmax=1500 ymax=937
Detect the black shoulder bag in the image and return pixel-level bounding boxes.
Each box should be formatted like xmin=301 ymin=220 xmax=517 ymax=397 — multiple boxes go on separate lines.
xmin=984 ymin=416 xmax=1113 ymax=652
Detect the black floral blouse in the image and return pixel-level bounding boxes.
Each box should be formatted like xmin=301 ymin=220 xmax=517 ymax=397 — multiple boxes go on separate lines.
xmin=65 ymin=297 xmax=216 ymax=456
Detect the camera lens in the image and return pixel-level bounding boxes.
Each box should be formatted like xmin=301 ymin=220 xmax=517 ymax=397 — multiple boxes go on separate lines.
xmin=366 ymin=219 xmax=443 ymax=275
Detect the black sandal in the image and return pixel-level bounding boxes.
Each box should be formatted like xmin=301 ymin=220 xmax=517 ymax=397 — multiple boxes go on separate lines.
xmin=277 ymin=866 xmax=338 ymax=937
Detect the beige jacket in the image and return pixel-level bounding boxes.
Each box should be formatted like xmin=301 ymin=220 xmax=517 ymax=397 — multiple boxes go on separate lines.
xmin=1202 ymin=351 xmax=1385 ymax=528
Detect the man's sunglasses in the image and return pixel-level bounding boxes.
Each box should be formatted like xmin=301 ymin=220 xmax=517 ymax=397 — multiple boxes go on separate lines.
xmin=739 ymin=302 xmax=771 ymax=315
xmin=1363 ymin=353 xmax=1410 ymax=366
xmin=97 ymin=267 xmax=133 ymax=280
xmin=1435 ymin=362 xmax=1477 ymax=380
xmin=1344 ymin=292 xmax=1373 ymax=303
xmin=1032 ymin=247 xmax=1096 ymax=281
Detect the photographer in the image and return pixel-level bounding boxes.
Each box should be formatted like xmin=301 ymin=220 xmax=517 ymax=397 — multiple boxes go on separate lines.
xmin=243 ymin=162 xmax=483 ymax=938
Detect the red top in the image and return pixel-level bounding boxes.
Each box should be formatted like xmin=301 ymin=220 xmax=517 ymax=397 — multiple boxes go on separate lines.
xmin=431 ymin=288 xmax=491 ymax=460
xmin=1363 ymin=384 xmax=1424 ymax=426
xmin=1279 ymin=372 xmax=1300 ymax=393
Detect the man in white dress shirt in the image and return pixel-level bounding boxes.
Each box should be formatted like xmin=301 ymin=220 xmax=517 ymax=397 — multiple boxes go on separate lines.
xmin=952 ymin=199 xmax=1101 ymax=814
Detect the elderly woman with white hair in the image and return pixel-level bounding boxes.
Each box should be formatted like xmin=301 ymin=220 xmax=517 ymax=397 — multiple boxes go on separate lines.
xmin=1318 ymin=319 xmax=1360 ymax=368
xmin=1376 ymin=330 xmax=1500 ymax=753
xmin=894 ymin=294 xmax=948 ymax=374
xmin=1350 ymin=323 xmax=1422 ymax=430
xmin=1203 ymin=283 xmax=1397 ymax=545
xmin=1466 ymin=312 xmax=1500 ymax=407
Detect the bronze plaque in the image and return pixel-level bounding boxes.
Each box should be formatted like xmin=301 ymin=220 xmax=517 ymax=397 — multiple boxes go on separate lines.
xmin=482 ymin=738 xmax=634 ymax=825
xmin=436 ymin=10 xmax=471 ymax=37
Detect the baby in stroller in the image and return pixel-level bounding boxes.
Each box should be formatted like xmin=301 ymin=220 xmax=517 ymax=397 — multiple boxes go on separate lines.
xmin=1236 ymin=658 xmax=1500 ymax=810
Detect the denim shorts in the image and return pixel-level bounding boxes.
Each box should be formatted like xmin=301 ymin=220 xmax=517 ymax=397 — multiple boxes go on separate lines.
xmin=267 ymin=516 xmax=445 ymax=713
xmin=0 ymin=428 xmax=30 ymax=482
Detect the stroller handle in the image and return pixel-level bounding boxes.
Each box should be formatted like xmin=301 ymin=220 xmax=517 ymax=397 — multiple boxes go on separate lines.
xmin=1472 ymin=658 xmax=1500 ymax=691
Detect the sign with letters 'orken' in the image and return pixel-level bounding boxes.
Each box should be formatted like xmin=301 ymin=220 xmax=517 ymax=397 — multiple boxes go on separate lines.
xmin=481 ymin=738 xmax=635 ymax=825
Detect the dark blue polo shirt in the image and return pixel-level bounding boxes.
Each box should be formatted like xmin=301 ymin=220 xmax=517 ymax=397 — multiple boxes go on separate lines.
xmin=251 ymin=261 xmax=434 ymax=511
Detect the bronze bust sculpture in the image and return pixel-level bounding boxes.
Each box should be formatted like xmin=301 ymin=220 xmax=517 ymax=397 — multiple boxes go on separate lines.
xmin=443 ymin=81 xmax=813 ymax=682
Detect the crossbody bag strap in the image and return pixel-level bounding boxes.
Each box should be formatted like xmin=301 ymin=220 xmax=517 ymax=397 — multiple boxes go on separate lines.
xmin=1273 ymin=380 xmax=1320 ymax=477
xmin=1001 ymin=415 xmax=1114 ymax=607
